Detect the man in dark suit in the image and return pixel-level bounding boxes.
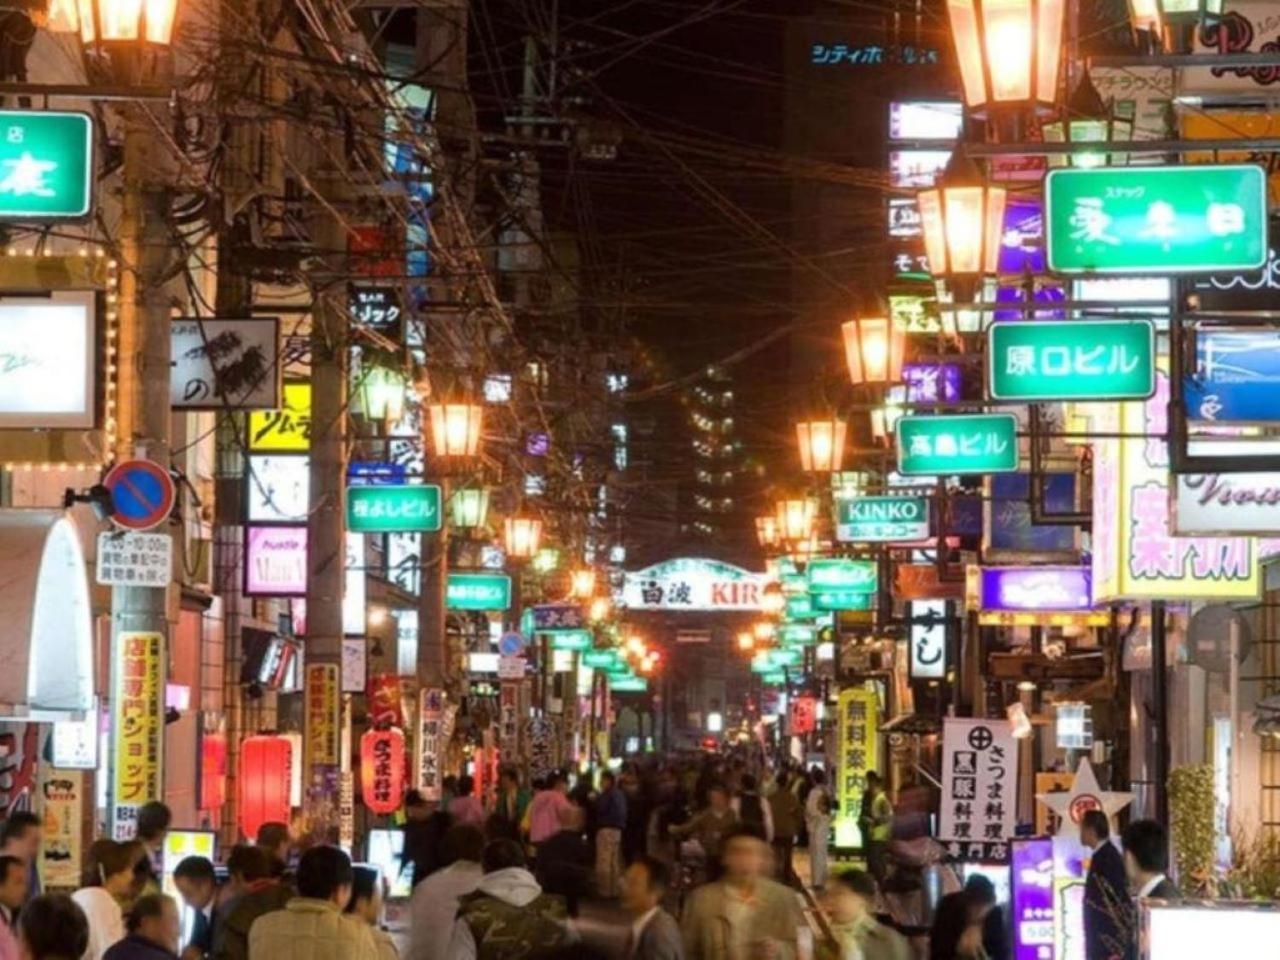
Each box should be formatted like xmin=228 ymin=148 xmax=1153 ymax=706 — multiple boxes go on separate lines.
xmin=620 ymin=855 xmax=683 ymax=960
xmin=1082 ymin=810 xmax=1132 ymax=960
xmin=172 ymin=856 xmax=219 ymax=960
xmin=1122 ymin=819 xmax=1181 ymax=902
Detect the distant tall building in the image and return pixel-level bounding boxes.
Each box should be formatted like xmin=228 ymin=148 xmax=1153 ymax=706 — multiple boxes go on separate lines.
xmin=684 ymin=365 xmax=747 ymax=549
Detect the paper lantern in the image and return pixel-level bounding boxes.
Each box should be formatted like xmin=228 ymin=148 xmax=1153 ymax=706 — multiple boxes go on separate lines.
xmin=237 ymin=735 xmax=292 ymax=840
xmin=361 ymin=727 xmax=406 ymax=816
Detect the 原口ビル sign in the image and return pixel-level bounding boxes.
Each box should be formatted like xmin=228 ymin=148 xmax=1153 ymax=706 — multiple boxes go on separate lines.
xmin=1045 ymin=165 xmax=1268 ymax=275
xmin=836 ymin=495 xmax=930 ymax=542
xmin=445 ymin=572 xmax=512 ymax=611
xmin=346 ymin=484 xmax=441 ymax=533
xmin=988 ymin=319 xmax=1155 ymax=401
xmin=0 ymin=110 xmax=94 ymax=220
xmin=896 ymin=414 xmax=1019 ymax=475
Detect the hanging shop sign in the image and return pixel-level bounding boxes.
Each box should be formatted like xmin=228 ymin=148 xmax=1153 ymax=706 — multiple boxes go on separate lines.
xmin=1185 ymin=2 xmax=1280 ymax=94
xmin=111 ymin=631 xmax=164 ymax=840
xmin=987 ymin=472 xmax=1078 ymax=559
xmin=246 ymin=456 xmax=309 ymax=524
xmin=806 ymin=558 xmax=877 ymax=595
xmin=0 ymin=110 xmax=93 ymax=219
xmin=247 ymin=381 xmax=311 ymax=452
xmin=1174 ymin=472 xmax=1280 ymax=535
xmin=894 ymin=563 xmax=966 ymax=601
xmin=51 ymin=701 xmax=98 ymax=770
xmin=304 ymin=663 xmax=340 ymax=769
xmin=387 ymin=532 xmax=421 ymax=595
xmin=582 ymin=649 xmax=621 ymax=670
xmin=346 ymin=484 xmax=442 ymax=533
xmin=170 ymin=318 xmax=280 ymax=409
xmin=0 ymin=293 xmax=95 ymax=427
xmin=896 ymin=414 xmax=1019 ymax=475
xmin=348 ymin=286 xmax=402 ymax=335
xmin=889 ymin=293 xmax=939 ymax=333
xmin=549 ymin=629 xmax=592 ymax=652
xmin=416 ymin=688 xmax=444 ymax=800
xmin=1045 ymin=165 xmax=1268 ymax=275
xmin=939 ymin=717 xmax=1017 ymax=861
xmin=38 ymin=767 xmax=84 ymax=889
xmin=970 ymin=566 xmax=1092 ymax=613
xmin=343 ymin=532 xmax=365 ymax=636
xmin=360 ymin=727 xmax=405 ymax=816
xmin=446 ymin=572 xmax=512 ymax=611
xmin=834 ymin=687 xmax=879 ymax=848
xmin=888 ymin=197 xmax=921 ymax=237
xmin=367 ymin=674 xmax=409 ymax=729
xmin=528 ymin=603 xmax=586 ymax=632
xmin=621 ymin=557 xmax=769 ymax=611
xmin=348 ymin=460 xmax=407 ymax=486
xmin=836 ymin=495 xmax=930 ymax=542
xmin=1186 ymin=329 xmax=1280 ymax=422
xmin=888 ymin=100 xmax=962 ymax=140
xmin=988 ymin=319 xmax=1155 ymax=401
xmin=95 ymin=531 xmax=172 ymax=588
xmin=245 ymin=526 xmax=307 ymax=596
xmin=525 ymin=717 xmax=558 ymax=783
xmin=198 ymin=717 xmax=227 ymax=811
xmin=903 ymin=363 xmax=961 ymax=403
xmin=779 ymin=624 xmax=817 ymax=646
xmin=340 ymin=638 xmax=366 ymax=694
xmin=909 ymin=600 xmax=947 ymax=680
xmin=1010 ymin=838 xmax=1055 ymax=960
xmin=1093 ymin=369 xmax=1266 ymax=602
xmin=610 ymin=676 xmax=648 ymax=693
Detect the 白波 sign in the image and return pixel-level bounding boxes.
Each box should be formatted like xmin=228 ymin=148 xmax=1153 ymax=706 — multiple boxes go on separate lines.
xmin=622 ymin=557 xmax=769 ymax=611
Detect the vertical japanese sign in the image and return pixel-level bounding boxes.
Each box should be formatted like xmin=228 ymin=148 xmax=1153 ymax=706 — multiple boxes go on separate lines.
xmin=111 ymin=632 xmax=163 ymax=840
xmin=939 ymin=717 xmax=1016 ymax=861
xmin=835 ymin=688 xmax=879 ymax=848
xmin=498 ymin=683 xmax=519 ymax=763
xmin=304 ymin=664 xmax=340 ymax=770
xmin=38 ymin=767 xmax=83 ymax=888
xmin=525 ymin=717 xmax=558 ymax=785
xmin=416 ymin=688 xmax=444 ymax=801
xmin=360 ymin=728 xmax=405 ymax=815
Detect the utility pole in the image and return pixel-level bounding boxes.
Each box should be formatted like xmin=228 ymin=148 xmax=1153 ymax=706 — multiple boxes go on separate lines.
xmin=108 ymin=83 xmax=179 ymax=838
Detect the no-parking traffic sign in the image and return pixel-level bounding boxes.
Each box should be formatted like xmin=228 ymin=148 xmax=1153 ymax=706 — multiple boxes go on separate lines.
xmin=103 ymin=459 xmax=175 ymax=531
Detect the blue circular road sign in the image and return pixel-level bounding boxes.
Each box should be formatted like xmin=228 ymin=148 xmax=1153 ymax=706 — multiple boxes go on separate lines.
xmin=103 ymin=459 xmax=175 ymax=531
xmin=498 ymin=632 xmax=526 ymax=657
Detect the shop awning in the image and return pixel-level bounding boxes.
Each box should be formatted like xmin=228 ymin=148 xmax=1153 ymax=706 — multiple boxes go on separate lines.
xmin=0 ymin=510 xmax=94 ymax=720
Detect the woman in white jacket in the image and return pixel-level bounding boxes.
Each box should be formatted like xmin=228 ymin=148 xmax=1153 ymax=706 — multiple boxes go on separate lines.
xmin=71 ymin=840 xmax=140 ymax=960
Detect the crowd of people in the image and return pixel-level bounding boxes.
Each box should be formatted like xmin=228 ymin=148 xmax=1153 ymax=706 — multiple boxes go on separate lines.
xmin=0 ymin=753 xmax=1185 ymax=960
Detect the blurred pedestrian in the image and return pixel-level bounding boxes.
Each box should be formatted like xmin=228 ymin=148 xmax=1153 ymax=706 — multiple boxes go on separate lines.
xmin=134 ymin=803 xmax=172 ymax=896
xmin=535 ymin=806 xmax=591 ymax=917
xmin=805 ymin=769 xmax=832 ymax=891
xmin=248 ymin=845 xmax=380 ymax=960
xmin=407 ymin=826 xmax=483 ymax=960
xmin=595 ymin=771 xmax=627 ymax=898
xmin=733 ymin=775 xmax=773 ymax=844
xmin=345 ymin=866 xmax=398 ymax=960
xmin=212 ymin=845 xmax=291 ymax=960
xmin=528 ymin=773 xmax=574 ymax=851
xmin=1081 ymin=810 xmax=1130 ymax=960
xmin=930 ymin=891 xmax=987 ymax=960
xmin=620 ymin=855 xmax=682 ymax=960
xmin=767 ymin=772 xmax=801 ymax=886
xmin=821 ymin=869 xmax=909 ymax=960
xmin=860 ymin=774 xmax=893 ymax=887
xmin=680 ymin=826 xmax=803 ymax=960
xmin=491 ymin=769 xmax=530 ymax=841
xmin=963 ymin=875 xmax=1007 ymax=960
xmin=103 ymin=894 xmax=181 ymax=960
xmin=402 ymin=791 xmax=450 ymax=886
xmin=448 ymin=777 xmax=484 ymax=829
xmin=17 ymin=893 xmax=89 ymax=960
xmin=1122 ymin=820 xmax=1180 ymax=901
xmin=254 ymin=823 xmax=292 ymax=881
xmin=171 ymin=856 xmax=218 ymax=960
xmin=669 ymin=784 xmax=738 ymax=868
xmin=73 ymin=840 xmax=135 ymax=960
xmin=0 ymin=855 xmax=27 ymax=960
xmin=447 ymin=839 xmax=575 ymax=960
xmin=0 ymin=812 xmax=41 ymax=903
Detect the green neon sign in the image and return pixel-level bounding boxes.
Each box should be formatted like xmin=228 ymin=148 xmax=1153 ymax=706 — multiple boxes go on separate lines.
xmin=806 ymin=558 xmax=878 ymax=594
xmin=785 ymin=594 xmax=815 ymax=620
xmin=836 ymin=495 xmax=930 ymax=542
xmin=761 ymin=670 xmax=788 ymax=685
xmin=346 ymin=484 xmax=442 ymax=533
xmin=812 ymin=590 xmax=876 ymax=612
xmin=988 ymin=318 xmax=1155 ymax=402
xmin=445 ymin=573 xmax=512 ymax=611
xmin=582 ymin=649 xmax=620 ymax=670
xmin=769 ymin=647 xmax=803 ymax=668
xmin=779 ymin=624 xmax=817 ymax=645
xmin=548 ymin=629 xmax=592 ymax=651
xmin=1045 ymin=165 xmax=1268 ymax=275
xmin=0 ymin=111 xmax=94 ymax=220
xmin=610 ymin=676 xmax=648 ymax=692
xmin=896 ymin=414 xmax=1019 ymax=475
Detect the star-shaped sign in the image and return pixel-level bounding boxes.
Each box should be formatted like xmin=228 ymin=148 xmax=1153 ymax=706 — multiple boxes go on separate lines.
xmin=1035 ymin=757 xmax=1132 ymax=840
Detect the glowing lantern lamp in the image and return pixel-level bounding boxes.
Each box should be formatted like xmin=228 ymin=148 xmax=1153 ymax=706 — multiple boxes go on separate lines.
xmin=1042 ymin=71 xmax=1133 ymax=169
xmin=947 ymin=0 xmax=1066 ymax=115
xmin=360 ymin=727 xmax=406 ymax=816
xmin=756 ymin=514 xmax=780 ymax=549
xmin=72 ymin=0 xmax=180 ymax=45
xmin=918 ymin=152 xmax=1007 ymax=290
xmin=774 ymin=497 xmax=817 ymax=545
xmin=842 ymin=316 xmax=904 ymax=386
xmin=504 ymin=516 xmax=543 ymax=560
xmin=429 ymin=402 xmax=483 ymax=459
xmin=796 ymin=419 xmax=848 ymax=473
xmin=357 ymin=365 xmax=407 ymax=422
xmin=570 ymin=568 xmax=597 ymax=599
xmin=1129 ymin=0 xmax=1223 ymax=50
xmin=448 ymin=487 xmax=490 ymax=531
xmin=237 ymin=734 xmax=292 ymax=841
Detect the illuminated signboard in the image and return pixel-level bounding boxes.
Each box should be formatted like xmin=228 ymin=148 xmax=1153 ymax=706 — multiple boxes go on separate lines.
xmin=246 ymin=456 xmax=310 ymax=524
xmin=0 ymin=110 xmax=93 ymax=219
xmin=904 ymin=363 xmax=961 ymax=403
xmin=896 ymin=414 xmax=1019 ymax=475
xmin=245 ymin=526 xmax=307 ymax=596
xmin=0 ymin=292 xmax=95 ymax=428
xmin=1174 ymin=472 xmax=1280 ymax=535
xmin=446 ymin=573 xmax=513 ymax=611
xmin=836 ymin=495 xmax=929 ymax=542
xmin=889 ymin=149 xmax=951 ymax=188
xmin=888 ymin=197 xmax=922 ymax=237
xmin=972 ymin=566 xmax=1092 ymax=613
xmin=1186 ymin=329 xmax=1280 ymax=422
xmin=622 ymin=557 xmax=768 ymax=611
xmin=888 ymin=101 xmax=962 ymax=140
xmin=248 ymin=381 xmax=311 ymax=452
xmin=910 ymin=600 xmax=947 ymax=680
xmin=989 ymin=319 xmax=1155 ymax=402
xmin=346 ymin=484 xmax=442 ymax=533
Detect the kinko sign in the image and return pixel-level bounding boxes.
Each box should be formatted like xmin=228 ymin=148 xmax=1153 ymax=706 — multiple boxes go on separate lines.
xmin=836 ymin=495 xmax=930 ymax=542
xmin=622 ymin=557 xmax=769 ymax=611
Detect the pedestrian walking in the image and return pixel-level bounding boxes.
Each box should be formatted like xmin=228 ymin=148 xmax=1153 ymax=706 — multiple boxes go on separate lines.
xmin=805 ymin=769 xmax=832 ymax=891
xmin=534 ymin=806 xmax=591 ymax=918
xmin=0 ymin=855 xmax=27 ymax=960
xmin=1080 ymin=810 xmax=1131 ymax=960
xmin=595 ymin=771 xmax=628 ymax=897
xmin=0 ymin=812 xmax=41 ymax=903
xmin=527 ymin=773 xmax=574 ymax=849
xmin=732 ymin=775 xmax=773 ymax=843
xmin=448 ymin=776 xmax=485 ymax=829
xmin=248 ymin=845 xmax=380 ymax=960
xmin=821 ymin=870 xmax=909 ymax=960
xmin=1122 ymin=820 xmax=1180 ymax=902
xmin=345 ymin=866 xmax=399 ymax=960
xmin=767 ymin=772 xmax=802 ymax=886
xmin=211 ymin=845 xmax=292 ymax=960
xmin=17 ymin=893 xmax=89 ymax=960
xmin=859 ymin=773 xmax=893 ymax=887
xmin=134 ymin=803 xmax=172 ymax=897
xmin=73 ymin=840 xmax=136 ymax=960
xmin=669 ymin=784 xmax=738 ymax=869
xmin=172 ymin=856 xmax=218 ymax=960
xmin=447 ymin=839 xmax=576 ymax=960
xmin=103 ymin=894 xmax=181 ymax=960
xmin=491 ymin=769 xmax=530 ymax=841
xmin=403 ymin=791 xmax=451 ymax=886
xmin=407 ymin=826 xmax=484 ymax=960
xmin=680 ymin=826 xmax=804 ymax=960
xmin=620 ymin=855 xmax=683 ymax=960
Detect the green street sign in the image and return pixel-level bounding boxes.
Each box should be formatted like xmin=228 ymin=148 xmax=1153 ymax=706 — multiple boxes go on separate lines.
xmin=769 ymin=647 xmax=803 ymax=668
xmin=989 ymin=319 xmax=1155 ymax=401
xmin=812 ymin=590 xmax=876 ymax=612
xmin=806 ymin=558 xmax=878 ymax=594
xmin=896 ymin=414 xmax=1019 ymax=475
xmin=610 ymin=676 xmax=648 ymax=692
xmin=780 ymin=573 xmax=808 ymax=596
xmin=1045 ymin=165 xmax=1268 ymax=275
xmin=785 ymin=594 xmax=815 ymax=620
xmin=445 ymin=573 xmax=512 ymax=611
xmin=779 ymin=624 xmax=817 ymax=646
xmin=549 ymin=629 xmax=592 ymax=652
xmin=582 ymin=649 xmax=620 ymax=670
xmin=0 ymin=111 xmax=93 ymax=220
xmin=761 ymin=670 xmax=788 ymax=686
xmin=347 ymin=484 xmax=442 ymax=533
xmin=750 ymin=653 xmax=776 ymax=674
xmin=836 ymin=495 xmax=930 ymax=542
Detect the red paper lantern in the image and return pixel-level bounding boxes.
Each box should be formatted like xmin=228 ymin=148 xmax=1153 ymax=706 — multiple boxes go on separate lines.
xmin=238 ymin=735 xmax=292 ymax=840
xmin=360 ymin=728 xmax=406 ymax=816
xmin=788 ymin=696 xmax=817 ymax=736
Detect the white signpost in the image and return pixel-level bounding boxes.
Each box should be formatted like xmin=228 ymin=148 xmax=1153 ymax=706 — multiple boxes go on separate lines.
xmin=95 ymin=531 xmax=172 ymax=588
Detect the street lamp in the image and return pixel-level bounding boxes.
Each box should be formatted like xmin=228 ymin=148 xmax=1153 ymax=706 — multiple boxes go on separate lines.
xmin=755 ymin=514 xmax=781 ymax=549
xmin=1128 ymin=0 xmax=1223 ymax=51
xmin=842 ymin=316 xmax=905 ymax=386
xmin=356 ymin=364 xmax=407 ymax=423
xmin=428 ymin=402 xmax=483 ymax=459
xmin=947 ymin=0 xmax=1066 ymax=117
xmin=917 ymin=152 xmax=1007 ymax=297
xmin=795 ymin=419 xmax=847 ymax=473
xmin=503 ymin=516 xmax=543 ymax=560
xmin=1042 ymin=71 xmax=1133 ymax=168
xmin=447 ymin=486 xmax=490 ymax=531
xmin=774 ymin=497 xmax=817 ymax=546
xmin=570 ymin=568 xmax=597 ymax=600
xmin=72 ymin=0 xmax=180 ymax=45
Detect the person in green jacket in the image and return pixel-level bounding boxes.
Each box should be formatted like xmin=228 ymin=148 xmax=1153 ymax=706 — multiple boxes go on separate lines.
xmin=821 ymin=870 xmax=910 ymax=960
xmin=211 ymin=846 xmax=292 ymax=960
